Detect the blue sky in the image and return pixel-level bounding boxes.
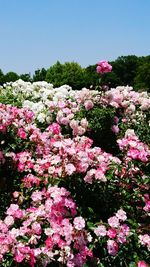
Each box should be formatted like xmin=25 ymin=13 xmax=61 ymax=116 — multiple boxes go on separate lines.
xmin=0 ymin=0 xmax=150 ymax=74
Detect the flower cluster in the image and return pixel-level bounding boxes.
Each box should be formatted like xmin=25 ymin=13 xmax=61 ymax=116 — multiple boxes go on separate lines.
xmin=0 ymin=103 xmax=34 ymax=134
xmin=0 ymin=76 xmax=150 ymax=266
xmin=102 ymin=86 xmax=150 ymax=111
xmin=96 ymin=60 xmax=112 ymax=74
xmin=139 ymin=234 xmax=150 ymax=252
xmin=94 ymin=209 xmax=130 ymax=256
xmin=0 ymin=185 xmax=92 ymax=266
xmin=0 ymin=106 xmax=120 ymax=186
xmin=1 ymin=80 xmax=150 ymax=143
xmin=117 ymin=129 xmax=150 ymax=162
xmin=143 ymin=194 xmax=150 ymax=213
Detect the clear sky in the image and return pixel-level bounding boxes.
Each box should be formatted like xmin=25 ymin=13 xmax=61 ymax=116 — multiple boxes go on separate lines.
xmin=0 ymin=0 xmax=150 ymax=74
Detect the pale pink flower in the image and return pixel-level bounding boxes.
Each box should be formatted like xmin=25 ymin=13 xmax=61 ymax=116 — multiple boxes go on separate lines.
xmin=0 ymin=221 xmax=8 ymax=233
xmin=84 ymin=100 xmax=94 ymax=110
xmin=60 ymin=117 xmax=70 ymax=125
xmin=4 ymin=216 xmax=14 ymax=227
xmin=31 ymin=191 xmax=43 ymax=202
xmin=116 ymin=209 xmax=127 ymax=221
xmin=108 ymin=216 xmax=120 ymax=228
xmin=69 ymin=119 xmax=78 ymax=129
xmin=80 ymin=118 xmax=88 ymax=128
xmin=6 ymin=204 xmax=19 ymax=216
xmin=107 ymin=240 xmax=118 ymax=256
xmin=120 ymin=224 xmax=130 ymax=236
xmin=73 ymin=217 xmax=85 ymax=230
xmin=94 ymin=225 xmax=107 ymax=237
xmin=139 ymin=234 xmax=150 ymax=246
xmin=111 ymin=125 xmax=119 ymax=134
xmin=65 ymin=163 xmax=76 ymax=175
xmin=117 ymin=233 xmax=127 ymax=244
xmin=31 ymin=222 xmax=42 ymax=235
xmin=13 ymin=191 xmax=19 ymax=198
xmin=95 ymin=169 xmax=107 ymax=182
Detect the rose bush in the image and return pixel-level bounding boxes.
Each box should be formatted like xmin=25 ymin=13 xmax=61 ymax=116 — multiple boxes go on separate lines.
xmin=0 ymin=61 xmax=150 ymax=266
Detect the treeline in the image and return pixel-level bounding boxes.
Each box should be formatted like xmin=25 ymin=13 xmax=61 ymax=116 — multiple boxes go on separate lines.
xmin=0 ymin=55 xmax=150 ymax=90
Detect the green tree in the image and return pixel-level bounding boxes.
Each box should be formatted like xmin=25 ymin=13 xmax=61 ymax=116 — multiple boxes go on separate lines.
xmin=46 ymin=61 xmax=85 ymax=89
xmin=4 ymin=72 xmax=19 ymax=83
xmin=0 ymin=69 xmax=4 ymax=85
xmin=134 ymin=60 xmax=150 ymax=91
xmin=61 ymin=62 xmax=85 ymax=89
xmin=111 ymin=55 xmax=139 ymax=86
xmin=46 ymin=61 xmax=64 ymax=87
xmin=84 ymin=65 xmax=99 ymax=88
xmin=20 ymin=73 xmax=31 ymax=82
xmin=101 ymin=71 xmax=121 ymax=88
xmin=33 ymin=68 xmax=47 ymax=82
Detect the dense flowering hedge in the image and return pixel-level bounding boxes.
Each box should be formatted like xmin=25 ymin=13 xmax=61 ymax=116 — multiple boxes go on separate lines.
xmin=0 ymin=74 xmax=150 ymax=266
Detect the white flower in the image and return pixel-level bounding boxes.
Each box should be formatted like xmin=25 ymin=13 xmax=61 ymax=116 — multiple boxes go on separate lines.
xmin=37 ymin=112 xmax=46 ymax=123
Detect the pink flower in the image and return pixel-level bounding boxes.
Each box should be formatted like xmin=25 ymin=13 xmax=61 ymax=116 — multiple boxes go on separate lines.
xmin=6 ymin=204 xmax=19 ymax=216
xmin=31 ymin=191 xmax=43 ymax=202
xmin=107 ymin=228 xmax=117 ymax=238
xmin=116 ymin=209 xmax=127 ymax=221
xmin=84 ymin=100 xmax=94 ymax=110
xmin=17 ymin=128 xmax=27 ymax=139
xmin=113 ymin=116 xmax=119 ymax=124
xmin=13 ymin=191 xmax=19 ymax=198
xmin=139 ymin=234 xmax=150 ymax=246
xmin=31 ymin=222 xmax=42 ymax=235
xmin=0 ymin=221 xmax=8 ymax=233
xmin=94 ymin=225 xmax=107 ymax=237
xmin=15 ymin=209 xmax=23 ymax=219
xmin=96 ymin=60 xmax=112 ymax=74
xmin=137 ymin=261 xmax=149 ymax=267
xmin=14 ymin=251 xmax=25 ymax=263
xmin=70 ymin=119 xmax=78 ymax=130
xmin=107 ymin=240 xmax=119 ymax=256
xmin=58 ymin=239 xmax=66 ymax=248
xmin=4 ymin=216 xmax=14 ymax=227
xmin=108 ymin=216 xmax=120 ymax=228
xmin=117 ymin=233 xmax=127 ymax=244
xmin=143 ymin=200 xmax=150 ymax=212
xmin=95 ymin=169 xmax=107 ymax=182
xmin=17 ymin=162 xmax=25 ymax=171
xmin=65 ymin=163 xmax=76 ymax=175
xmin=45 ymin=237 xmax=54 ymax=249
xmin=120 ymin=224 xmax=130 ymax=236
xmin=111 ymin=125 xmax=120 ymax=134
xmin=73 ymin=216 xmax=85 ymax=230
xmin=60 ymin=117 xmax=70 ymax=125
xmin=47 ymin=123 xmax=61 ymax=135
xmin=80 ymin=118 xmax=88 ymax=128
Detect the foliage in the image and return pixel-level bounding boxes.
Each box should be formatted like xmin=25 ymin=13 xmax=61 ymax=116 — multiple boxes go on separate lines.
xmin=134 ymin=60 xmax=150 ymax=91
xmin=33 ymin=68 xmax=47 ymax=82
xmin=46 ymin=61 xmax=85 ymax=89
xmin=20 ymin=73 xmax=32 ymax=82
xmin=4 ymin=72 xmax=19 ymax=83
